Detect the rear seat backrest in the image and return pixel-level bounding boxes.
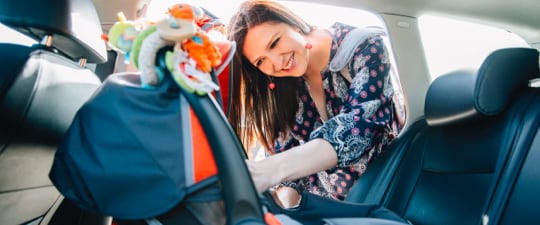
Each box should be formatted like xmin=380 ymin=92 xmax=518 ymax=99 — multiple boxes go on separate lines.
xmin=2 ymin=50 xmax=103 ymax=137
xmin=420 ymin=48 xmax=540 ymax=225
xmin=0 ymin=0 xmax=105 ymax=224
xmin=483 ymin=61 xmax=540 ymax=225
xmin=484 ymin=88 xmax=540 ymax=225
xmin=496 ymin=117 xmax=540 ymax=225
xmin=347 ymin=48 xmax=539 ymax=225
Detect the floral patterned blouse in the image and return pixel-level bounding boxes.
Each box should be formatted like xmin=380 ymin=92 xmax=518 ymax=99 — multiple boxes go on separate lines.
xmin=274 ymin=22 xmax=402 ymax=200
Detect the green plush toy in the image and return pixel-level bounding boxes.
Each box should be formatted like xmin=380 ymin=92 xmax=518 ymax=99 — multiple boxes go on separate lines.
xmin=104 ymin=4 xmax=233 ymax=94
xmin=105 ymin=12 xmax=172 ymax=88
xmin=106 ymin=12 xmax=145 ymax=62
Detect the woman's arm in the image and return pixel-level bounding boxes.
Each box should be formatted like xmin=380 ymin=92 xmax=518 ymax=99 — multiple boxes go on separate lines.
xmin=246 ymin=138 xmax=337 ymax=193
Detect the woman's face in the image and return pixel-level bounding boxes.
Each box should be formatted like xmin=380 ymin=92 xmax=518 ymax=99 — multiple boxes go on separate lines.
xmin=242 ymin=22 xmax=309 ymax=78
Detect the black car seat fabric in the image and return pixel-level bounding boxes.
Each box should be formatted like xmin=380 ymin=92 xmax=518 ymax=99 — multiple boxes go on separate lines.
xmin=495 ymin=116 xmax=540 ymax=225
xmin=480 ymin=67 xmax=540 ymax=224
xmin=344 ymin=119 xmax=427 ymax=205
xmin=482 ymin=87 xmax=540 ymax=225
xmin=0 ymin=0 xmax=105 ymax=224
xmin=346 ymin=47 xmax=540 ymax=225
xmin=0 ymin=47 xmax=103 ymax=225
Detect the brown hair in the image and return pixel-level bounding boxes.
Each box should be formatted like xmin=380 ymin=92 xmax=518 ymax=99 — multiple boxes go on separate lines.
xmin=227 ymin=0 xmax=314 ymax=155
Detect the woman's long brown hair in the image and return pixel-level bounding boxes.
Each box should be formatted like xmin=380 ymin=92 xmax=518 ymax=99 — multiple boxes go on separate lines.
xmin=227 ymin=0 xmax=314 ymax=155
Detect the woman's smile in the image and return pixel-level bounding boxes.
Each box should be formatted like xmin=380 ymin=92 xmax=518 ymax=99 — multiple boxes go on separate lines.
xmin=282 ymin=53 xmax=295 ymax=72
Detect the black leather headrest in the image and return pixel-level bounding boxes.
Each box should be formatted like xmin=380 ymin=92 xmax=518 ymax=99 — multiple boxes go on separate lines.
xmin=0 ymin=0 xmax=107 ymax=63
xmin=425 ymin=48 xmax=540 ymax=126
xmin=1 ymin=50 xmax=101 ymax=138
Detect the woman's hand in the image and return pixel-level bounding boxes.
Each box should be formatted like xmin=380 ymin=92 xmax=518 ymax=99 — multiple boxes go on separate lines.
xmin=273 ymin=186 xmax=302 ymax=208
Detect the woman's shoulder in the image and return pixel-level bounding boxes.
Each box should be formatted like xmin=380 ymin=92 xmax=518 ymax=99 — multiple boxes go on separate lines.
xmin=330 ymin=22 xmax=357 ymax=42
xmin=329 ymin=22 xmax=385 ymax=47
xmin=327 ymin=22 xmax=387 ymax=72
xmin=331 ymin=22 xmax=356 ymax=30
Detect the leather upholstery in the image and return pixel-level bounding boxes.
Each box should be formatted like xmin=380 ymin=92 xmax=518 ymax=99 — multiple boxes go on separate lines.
xmin=425 ymin=48 xmax=539 ymax=126
xmin=346 ymin=47 xmax=540 ymax=225
xmin=0 ymin=0 xmax=104 ymax=224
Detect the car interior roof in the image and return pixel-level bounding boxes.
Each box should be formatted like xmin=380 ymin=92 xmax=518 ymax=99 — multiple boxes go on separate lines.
xmin=293 ymin=0 xmax=540 ymax=47
xmin=91 ymin=0 xmax=540 ymax=50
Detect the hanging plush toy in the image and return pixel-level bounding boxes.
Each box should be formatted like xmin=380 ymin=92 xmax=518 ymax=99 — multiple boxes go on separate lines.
xmin=103 ymin=12 xmax=150 ymax=64
xmin=103 ymin=3 xmax=232 ymax=94
xmin=159 ymin=3 xmax=222 ymax=94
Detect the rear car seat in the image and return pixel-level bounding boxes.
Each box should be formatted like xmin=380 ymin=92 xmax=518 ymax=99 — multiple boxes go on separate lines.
xmin=492 ymin=117 xmax=540 ymax=225
xmin=346 ymin=47 xmax=540 ymax=225
xmin=481 ymin=86 xmax=540 ymax=225
xmin=481 ymin=67 xmax=540 ymax=224
xmin=0 ymin=0 xmax=107 ymax=224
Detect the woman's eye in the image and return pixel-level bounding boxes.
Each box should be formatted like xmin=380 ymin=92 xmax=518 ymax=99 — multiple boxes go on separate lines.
xmin=255 ymin=58 xmax=265 ymax=67
xmin=270 ymin=37 xmax=280 ymax=49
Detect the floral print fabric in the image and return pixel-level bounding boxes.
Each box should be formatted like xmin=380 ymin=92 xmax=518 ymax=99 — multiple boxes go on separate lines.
xmin=274 ymin=22 xmax=401 ymax=200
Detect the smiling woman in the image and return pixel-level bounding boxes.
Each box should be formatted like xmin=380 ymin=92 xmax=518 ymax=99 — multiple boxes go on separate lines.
xmin=223 ymin=2 xmax=406 ymax=212
xmin=145 ymin=0 xmax=407 ymax=201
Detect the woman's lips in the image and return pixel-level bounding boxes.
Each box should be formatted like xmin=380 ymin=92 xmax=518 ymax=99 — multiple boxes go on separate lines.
xmin=282 ymin=53 xmax=295 ymax=72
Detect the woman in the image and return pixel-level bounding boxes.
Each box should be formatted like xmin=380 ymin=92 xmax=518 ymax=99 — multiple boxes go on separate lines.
xmin=226 ymin=0 xmax=402 ymax=205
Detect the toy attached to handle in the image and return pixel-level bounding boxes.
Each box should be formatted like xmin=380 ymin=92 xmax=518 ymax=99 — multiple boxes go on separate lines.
xmin=102 ymin=3 xmax=233 ymax=95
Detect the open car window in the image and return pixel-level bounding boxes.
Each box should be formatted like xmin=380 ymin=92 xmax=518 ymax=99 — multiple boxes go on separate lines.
xmin=419 ymin=15 xmax=530 ymax=80
xmin=146 ymin=0 xmax=384 ymax=28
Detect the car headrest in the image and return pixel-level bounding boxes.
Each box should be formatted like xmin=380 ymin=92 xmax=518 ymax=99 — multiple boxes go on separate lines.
xmin=425 ymin=47 xmax=540 ymax=126
xmin=0 ymin=49 xmax=101 ymax=139
xmin=0 ymin=0 xmax=107 ymax=63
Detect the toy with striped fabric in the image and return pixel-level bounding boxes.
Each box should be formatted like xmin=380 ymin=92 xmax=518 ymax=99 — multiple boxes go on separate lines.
xmin=103 ymin=3 xmax=228 ymax=94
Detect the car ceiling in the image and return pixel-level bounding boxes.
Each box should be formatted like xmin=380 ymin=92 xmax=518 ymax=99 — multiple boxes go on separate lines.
xmin=295 ymin=0 xmax=540 ymax=47
xmin=90 ymin=0 xmax=540 ymax=48
xmin=92 ymin=0 xmax=151 ymax=34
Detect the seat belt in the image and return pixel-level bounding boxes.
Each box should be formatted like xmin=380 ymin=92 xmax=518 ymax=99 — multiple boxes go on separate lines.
xmin=480 ymin=89 xmax=540 ymax=225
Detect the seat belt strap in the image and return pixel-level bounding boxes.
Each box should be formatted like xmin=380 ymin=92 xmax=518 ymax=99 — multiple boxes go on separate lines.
xmin=481 ymin=89 xmax=540 ymax=225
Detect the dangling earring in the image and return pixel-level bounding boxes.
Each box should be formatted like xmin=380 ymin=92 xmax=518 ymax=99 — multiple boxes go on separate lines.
xmin=268 ymin=76 xmax=276 ymax=90
xmin=305 ymin=43 xmax=312 ymax=49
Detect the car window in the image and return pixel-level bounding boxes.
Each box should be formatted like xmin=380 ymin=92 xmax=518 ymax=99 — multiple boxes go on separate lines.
xmin=147 ymin=0 xmax=384 ymax=27
xmin=0 ymin=24 xmax=36 ymax=46
xmin=418 ymin=15 xmax=530 ymax=80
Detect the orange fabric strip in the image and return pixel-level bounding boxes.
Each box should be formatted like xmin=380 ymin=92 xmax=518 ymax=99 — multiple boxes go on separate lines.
xmin=190 ymin=108 xmax=218 ymax=182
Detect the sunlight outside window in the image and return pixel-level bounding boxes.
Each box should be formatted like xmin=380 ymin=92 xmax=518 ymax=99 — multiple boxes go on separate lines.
xmin=146 ymin=1 xmax=382 ymax=29
xmin=419 ymin=15 xmax=529 ymax=79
